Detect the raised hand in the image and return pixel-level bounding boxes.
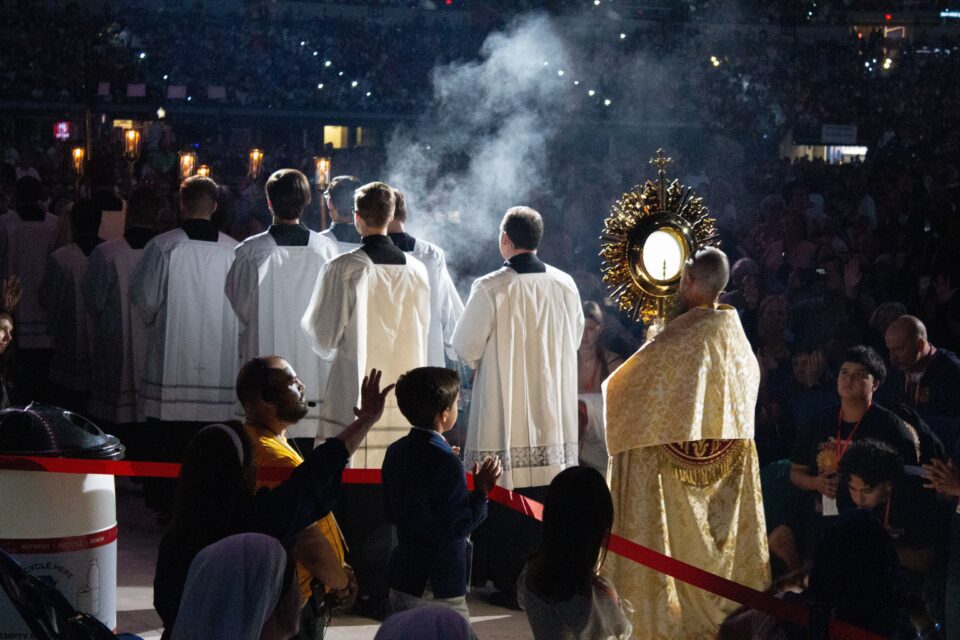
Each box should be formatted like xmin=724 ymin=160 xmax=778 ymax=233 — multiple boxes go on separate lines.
xmin=472 ymin=455 xmax=503 ymax=495
xmin=922 ymin=458 xmax=960 ymax=497
xmin=843 ymin=258 xmax=861 ymax=295
xmin=934 ymin=274 xmax=957 ymax=304
xmin=2 ymin=274 xmax=21 ymax=312
xmin=337 ymin=369 xmax=396 ymax=454
xmin=352 ymin=368 xmax=396 ymax=424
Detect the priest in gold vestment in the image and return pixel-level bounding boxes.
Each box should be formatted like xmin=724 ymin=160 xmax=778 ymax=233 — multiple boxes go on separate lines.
xmin=602 ymin=247 xmax=770 ymax=640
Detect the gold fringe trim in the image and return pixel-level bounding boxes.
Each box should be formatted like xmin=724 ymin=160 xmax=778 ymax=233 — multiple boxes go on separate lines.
xmin=657 ymin=440 xmax=746 ymax=487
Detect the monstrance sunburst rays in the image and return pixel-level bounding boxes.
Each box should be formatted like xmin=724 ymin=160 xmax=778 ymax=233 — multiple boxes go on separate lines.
xmin=600 ymin=149 xmax=721 ymax=324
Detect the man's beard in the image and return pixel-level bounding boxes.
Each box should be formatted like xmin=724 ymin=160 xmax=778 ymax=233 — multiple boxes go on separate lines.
xmin=276 ymin=400 xmax=309 ymax=423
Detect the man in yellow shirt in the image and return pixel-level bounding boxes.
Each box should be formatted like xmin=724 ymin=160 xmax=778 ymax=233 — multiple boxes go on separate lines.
xmin=237 ymin=355 xmax=358 ymax=638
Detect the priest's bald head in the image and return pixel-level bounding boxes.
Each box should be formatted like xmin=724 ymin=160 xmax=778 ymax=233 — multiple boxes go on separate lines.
xmin=678 ymin=247 xmax=730 ymax=310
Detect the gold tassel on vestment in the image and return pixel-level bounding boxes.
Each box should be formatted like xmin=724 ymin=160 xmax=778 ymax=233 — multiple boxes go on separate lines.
xmin=657 ymin=439 xmax=746 ymax=487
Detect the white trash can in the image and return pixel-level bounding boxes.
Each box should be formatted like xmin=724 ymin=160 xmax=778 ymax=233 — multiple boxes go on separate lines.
xmin=0 ymin=403 xmax=125 ymax=637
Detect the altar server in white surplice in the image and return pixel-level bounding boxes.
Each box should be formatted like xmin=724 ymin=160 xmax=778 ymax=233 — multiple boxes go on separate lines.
xmin=319 ymin=175 xmax=363 ymax=254
xmin=302 ymin=181 xmax=430 ymax=611
xmin=39 ymin=199 xmax=103 ymax=411
xmin=452 ymin=206 xmax=583 ymax=606
xmin=453 ymin=206 xmax=583 ymax=489
xmin=302 ymin=181 xmax=430 ymax=468
xmin=129 ymin=176 xmax=239 ymax=514
xmin=225 ymin=169 xmax=337 ymax=442
xmin=82 ymin=186 xmax=159 ymax=438
xmin=387 ymin=189 xmax=463 ymax=368
xmin=0 ymin=177 xmax=57 ymax=402
xmin=130 ymin=176 xmax=239 ymax=424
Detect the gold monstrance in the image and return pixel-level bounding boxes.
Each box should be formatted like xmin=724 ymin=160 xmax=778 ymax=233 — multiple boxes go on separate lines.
xmin=600 ymin=149 xmax=720 ymax=325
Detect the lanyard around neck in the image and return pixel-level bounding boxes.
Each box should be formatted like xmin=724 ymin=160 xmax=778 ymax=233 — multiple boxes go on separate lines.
xmin=836 ymin=404 xmax=871 ymax=462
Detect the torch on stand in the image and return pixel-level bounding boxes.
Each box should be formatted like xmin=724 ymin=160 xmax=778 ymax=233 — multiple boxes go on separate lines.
xmin=248 ymin=148 xmax=264 ymax=181
xmin=314 ymin=156 xmax=331 ymax=231
xmin=70 ymin=146 xmax=85 ymax=193
xmin=122 ymin=129 xmax=141 ymax=190
xmin=178 ymin=151 xmax=197 ymax=181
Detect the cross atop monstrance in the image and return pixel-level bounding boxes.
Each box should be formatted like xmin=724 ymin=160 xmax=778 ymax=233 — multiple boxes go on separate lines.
xmin=649 ymin=148 xmax=673 ymax=209
xmin=601 ymin=148 xmax=719 ymax=323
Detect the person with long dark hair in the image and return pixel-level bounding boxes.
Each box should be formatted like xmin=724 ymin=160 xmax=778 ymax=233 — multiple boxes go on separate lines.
xmin=518 ymin=466 xmax=632 ymax=639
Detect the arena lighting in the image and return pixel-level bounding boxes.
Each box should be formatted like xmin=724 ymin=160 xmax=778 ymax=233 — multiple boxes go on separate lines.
xmin=156 ymin=106 xmax=166 ymax=119
xmin=557 ymin=69 xmax=565 ymax=76
xmin=620 ymin=33 xmax=626 ymax=39
xmin=710 ymin=55 xmax=721 ymax=67
xmin=53 ymin=121 xmax=72 ymax=140
xmin=588 ymin=89 xmax=596 ymax=96
xmin=941 ymin=10 xmax=960 ymax=18
xmin=317 ymin=83 xmax=324 ymax=89
xmin=325 ymin=60 xmax=332 ymax=67
xmin=883 ymin=58 xmax=893 ymax=69
xmin=351 ymin=80 xmax=358 ymax=88
xmin=604 ymin=98 xmax=612 ymax=106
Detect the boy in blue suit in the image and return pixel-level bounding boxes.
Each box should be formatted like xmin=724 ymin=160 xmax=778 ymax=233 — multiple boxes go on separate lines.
xmin=382 ymin=367 xmax=503 ymax=620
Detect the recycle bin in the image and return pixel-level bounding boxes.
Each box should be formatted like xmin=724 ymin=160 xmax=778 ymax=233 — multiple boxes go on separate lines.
xmin=0 ymin=403 xmax=125 ymax=637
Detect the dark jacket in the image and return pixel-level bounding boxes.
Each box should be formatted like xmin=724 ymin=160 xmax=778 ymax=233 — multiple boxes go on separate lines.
xmin=382 ymin=428 xmax=488 ymax=599
xmin=154 ymin=437 xmax=349 ymax=638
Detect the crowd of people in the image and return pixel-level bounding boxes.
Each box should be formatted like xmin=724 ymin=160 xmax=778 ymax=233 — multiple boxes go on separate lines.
xmin=1 ymin=2 xmax=960 ymax=640
xmin=1 ymin=2 xmax=957 ymax=147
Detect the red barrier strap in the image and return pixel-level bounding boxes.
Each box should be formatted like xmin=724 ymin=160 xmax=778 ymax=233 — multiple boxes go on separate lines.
xmin=0 ymin=455 xmax=883 ymax=639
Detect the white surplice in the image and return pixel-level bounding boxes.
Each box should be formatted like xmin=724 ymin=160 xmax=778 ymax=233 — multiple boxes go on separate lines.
xmin=39 ymin=244 xmax=92 ymax=390
xmin=301 ymin=249 xmax=430 ymax=468
xmin=98 ymin=201 xmax=127 ymax=241
xmin=129 ymin=229 xmax=239 ymax=422
xmin=402 ymin=237 xmax=463 ymax=367
xmin=0 ymin=213 xmax=57 ymax=348
xmin=225 ymin=229 xmax=338 ymax=437
xmin=452 ymin=264 xmax=584 ymax=490
xmin=319 ymin=228 xmax=361 ymax=255
xmin=81 ymin=238 xmax=148 ymax=424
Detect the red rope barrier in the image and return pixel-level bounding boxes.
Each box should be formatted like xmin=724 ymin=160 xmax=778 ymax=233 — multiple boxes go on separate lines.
xmin=0 ymin=455 xmax=886 ymax=639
